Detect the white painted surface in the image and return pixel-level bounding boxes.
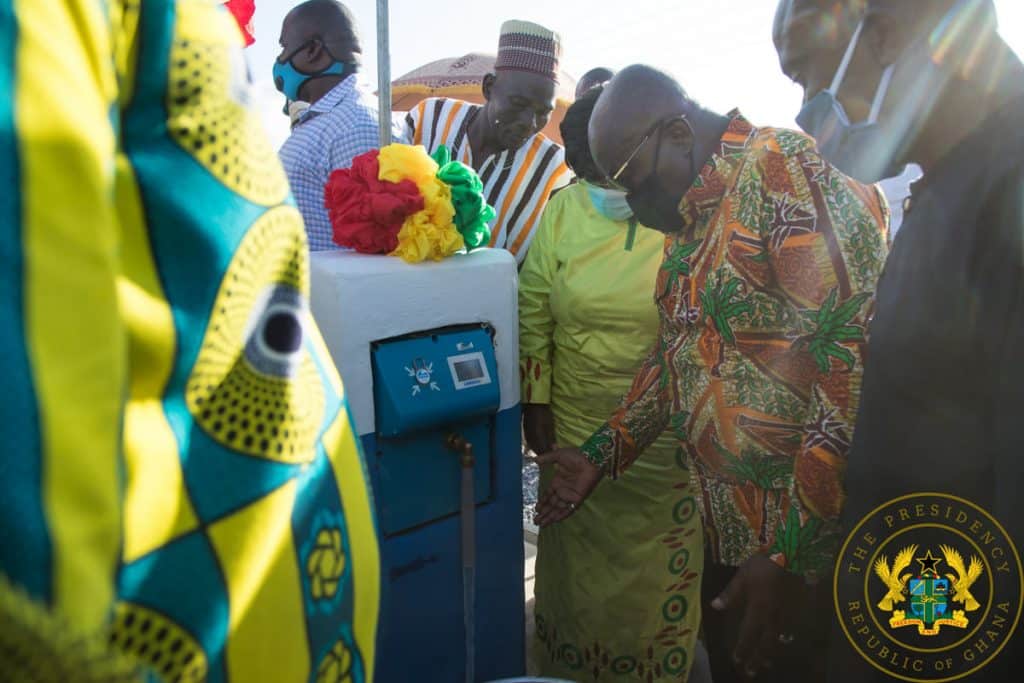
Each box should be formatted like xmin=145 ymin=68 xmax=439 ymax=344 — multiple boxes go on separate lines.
xmin=310 ymin=248 xmax=520 ymax=436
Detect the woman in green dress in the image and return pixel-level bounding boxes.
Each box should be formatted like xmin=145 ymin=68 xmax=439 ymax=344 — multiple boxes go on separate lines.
xmin=520 ymin=86 xmax=704 ymax=682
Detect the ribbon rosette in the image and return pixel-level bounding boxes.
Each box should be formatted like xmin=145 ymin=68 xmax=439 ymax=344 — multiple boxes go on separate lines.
xmin=324 ymin=150 xmax=424 ymax=254
xmin=223 ymin=0 xmax=256 ymax=46
xmin=431 ymin=146 xmax=495 ymax=250
xmin=324 ymin=144 xmax=493 ymax=263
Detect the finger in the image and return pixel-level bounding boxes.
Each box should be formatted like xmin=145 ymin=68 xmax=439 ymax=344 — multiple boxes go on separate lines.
xmin=533 ymin=451 xmax=563 ymax=467
xmin=711 ymin=573 xmax=745 ymax=612
xmin=535 ymin=487 xmax=562 ymax=516
xmin=553 ymin=485 xmax=584 ymax=506
xmin=535 ymin=485 xmax=575 ymax=518
xmin=538 ymin=485 xmax=577 ymax=515
xmin=535 ymin=505 xmax=568 ymax=526
xmin=534 ymin=503 xmax=571 ymax=527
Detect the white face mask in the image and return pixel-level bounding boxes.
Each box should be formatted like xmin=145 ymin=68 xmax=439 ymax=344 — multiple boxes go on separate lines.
xmin=795 ymin=0 xmax=981 ymax=183
xmin=584 ymin=182 xmax=634 ymax=222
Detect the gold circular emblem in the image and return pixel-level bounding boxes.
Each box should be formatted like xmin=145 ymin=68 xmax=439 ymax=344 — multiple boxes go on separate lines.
xmin=834 ymin=493 xmax=1022 ymax=681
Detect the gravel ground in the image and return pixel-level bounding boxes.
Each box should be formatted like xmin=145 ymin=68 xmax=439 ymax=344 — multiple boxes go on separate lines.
xmin=522 ymin=458 xmax=539 ymax=529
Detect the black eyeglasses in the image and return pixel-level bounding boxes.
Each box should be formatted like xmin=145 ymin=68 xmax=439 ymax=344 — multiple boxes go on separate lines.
xmin=607 ymin=114 xmax=691 ymax=192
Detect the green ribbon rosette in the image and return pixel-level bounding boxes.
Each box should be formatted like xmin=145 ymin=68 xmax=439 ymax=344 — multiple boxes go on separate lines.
xmin=431 ymin=146 xmax=495 ymax=250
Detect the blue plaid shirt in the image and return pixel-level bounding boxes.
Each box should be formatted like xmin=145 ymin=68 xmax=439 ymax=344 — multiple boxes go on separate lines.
xmin=279 ymin=76 xmax=380 ymax=251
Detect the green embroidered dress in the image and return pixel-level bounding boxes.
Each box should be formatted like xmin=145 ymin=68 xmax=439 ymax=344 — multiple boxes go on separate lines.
xmin=520 ymin=184 xmax=703 ymax=682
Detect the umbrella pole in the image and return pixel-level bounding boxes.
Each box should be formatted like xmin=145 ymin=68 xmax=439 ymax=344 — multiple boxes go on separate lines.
xmin=376 ymin=0 xmax=392 ymax=146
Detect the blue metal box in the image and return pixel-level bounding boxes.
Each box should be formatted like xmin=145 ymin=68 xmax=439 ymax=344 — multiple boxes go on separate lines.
xmin=367 ymin=324 xmax=525 ymax=682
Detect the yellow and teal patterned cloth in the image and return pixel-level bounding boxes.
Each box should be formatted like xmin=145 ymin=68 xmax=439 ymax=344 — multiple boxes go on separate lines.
xmin=0 ymin=1 xmax=379 ymax=680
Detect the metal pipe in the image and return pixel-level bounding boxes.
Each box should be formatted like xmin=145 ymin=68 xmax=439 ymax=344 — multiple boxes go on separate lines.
xmin=447 ymin=433 xmax=476 ymax=683
xmin=376 ymin=0 xmax=392 ymax=147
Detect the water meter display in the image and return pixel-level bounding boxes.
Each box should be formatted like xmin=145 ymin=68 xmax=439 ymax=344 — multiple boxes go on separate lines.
xmin=371 ymin=326 xmax=499 ymax=438
xmin=448 ymin=352 xmax=491 ymax=390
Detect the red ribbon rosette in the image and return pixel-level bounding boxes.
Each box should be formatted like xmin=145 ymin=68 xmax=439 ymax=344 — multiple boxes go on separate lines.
xmin=224 ymin=0 xmax=256 ymax=47
xmin=324 ymin=150 xmax=425 ymax=254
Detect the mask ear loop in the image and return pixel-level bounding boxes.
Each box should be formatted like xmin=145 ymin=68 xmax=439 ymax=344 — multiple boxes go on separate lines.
xmin=829 ymin=19 xmax=865 ymax=94
xmin=866 ymin=62 xmax=896 ymax=124
xmin=282 ymin=39 xmax=346 ymax=74
xmin=278 ymin=39 xmax=315 ymax=66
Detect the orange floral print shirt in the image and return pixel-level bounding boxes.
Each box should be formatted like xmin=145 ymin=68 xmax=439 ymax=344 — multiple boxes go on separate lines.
xmin=581 ymin=112 xmax=889 ymax=577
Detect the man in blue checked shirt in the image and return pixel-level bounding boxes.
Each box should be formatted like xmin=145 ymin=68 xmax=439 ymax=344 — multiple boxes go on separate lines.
xmin=276 ymin=0 xmax=380 ymax=251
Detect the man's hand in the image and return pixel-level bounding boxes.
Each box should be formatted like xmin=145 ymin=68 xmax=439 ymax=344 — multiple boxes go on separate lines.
xmin=712 ymin=554 xmax=805 ymax=678
xmin=522 ymin=403 xmax=556 ymax=455
xmin=532 ymin=447 xmax=602 ymax=527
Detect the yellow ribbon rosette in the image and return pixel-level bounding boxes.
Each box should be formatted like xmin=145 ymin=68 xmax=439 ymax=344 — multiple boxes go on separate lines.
xmin=377 ymin=144 xmax=465 ymax=263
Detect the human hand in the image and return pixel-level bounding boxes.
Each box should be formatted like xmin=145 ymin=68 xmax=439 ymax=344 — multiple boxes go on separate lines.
xmin=522 ymin=403 xmax=556 ymax=455
xmin=532 ymin=447 xmax=603 ymax=527
xmin=711 ymin=554 xmax=805 ymax=678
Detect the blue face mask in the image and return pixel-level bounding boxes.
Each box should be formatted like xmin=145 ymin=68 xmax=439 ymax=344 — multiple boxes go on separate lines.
xmin=273 ymin=41 xmax=351 ymax=102
xmin=796 ymin=0 xmax=976 ymax=184
xmin=585 ymin=182 xmax=634 ymax=222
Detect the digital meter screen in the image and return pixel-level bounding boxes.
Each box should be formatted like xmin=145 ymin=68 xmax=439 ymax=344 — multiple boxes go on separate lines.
xmin=454 ymin=358 xmax=485 ymax=381
xmin=448 ymin=351 xmax=492 ymax=390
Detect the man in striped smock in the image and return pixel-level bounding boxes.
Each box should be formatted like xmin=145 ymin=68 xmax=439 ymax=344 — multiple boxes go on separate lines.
xmin=403 ymin=20 xmax=572 ymax=265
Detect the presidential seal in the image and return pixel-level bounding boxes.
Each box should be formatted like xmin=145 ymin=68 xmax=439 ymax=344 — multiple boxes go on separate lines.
xmin=834 ymin=493 xmax=1022 ymax=682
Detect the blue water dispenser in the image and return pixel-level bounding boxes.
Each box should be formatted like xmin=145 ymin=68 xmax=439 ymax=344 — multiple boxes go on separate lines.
xmin=311 ymin=249 xmax=525 ymax=682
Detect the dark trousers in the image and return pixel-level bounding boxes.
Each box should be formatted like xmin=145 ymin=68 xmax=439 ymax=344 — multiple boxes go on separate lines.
xmin=700 ymin=558 xmax=830 ymax=683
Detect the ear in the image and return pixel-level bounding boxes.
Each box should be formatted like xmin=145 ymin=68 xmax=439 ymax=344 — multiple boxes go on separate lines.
xmin=482 ymin=73 xmax=496 ymax=102
xmin=305 ymin=39 xmax=329 ymax=67
xmin=863 ymin=9 xmax=903 ymax=67
xmin=664 ymin=118 xmax=695 ymax=149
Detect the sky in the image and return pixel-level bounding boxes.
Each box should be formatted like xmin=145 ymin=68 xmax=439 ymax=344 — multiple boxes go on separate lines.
xmin=245 ymin=0 xmax=1024 ymax=149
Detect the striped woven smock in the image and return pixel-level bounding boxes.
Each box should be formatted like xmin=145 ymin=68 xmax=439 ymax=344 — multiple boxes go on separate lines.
xmin=403 ymin=97 xmax=571 ymax=265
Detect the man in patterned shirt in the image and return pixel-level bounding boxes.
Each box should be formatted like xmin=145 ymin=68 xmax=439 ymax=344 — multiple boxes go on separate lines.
xmin=534 ymin=65 xmax=888 ymax=682
xmin=276 ymin=0 xmax=380 ymax=250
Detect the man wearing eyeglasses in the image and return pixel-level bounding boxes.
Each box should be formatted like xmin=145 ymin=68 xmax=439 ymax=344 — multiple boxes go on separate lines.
xmin=533 ymin=64 xmax=888 ymax=682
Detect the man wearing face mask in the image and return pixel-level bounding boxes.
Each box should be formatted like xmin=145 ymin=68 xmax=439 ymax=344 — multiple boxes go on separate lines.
xmin=533 ymin=64 xmax=889 ymax=682
xmin=277 ymin=0 xmax=380 ymax=251
xmin=798 ymin=1 xmax=1024 ymax=680
xmin=402 ymin=20 xmax=571 ymax=266
xmin=772 ymin=0 xmax=919 ymax=239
